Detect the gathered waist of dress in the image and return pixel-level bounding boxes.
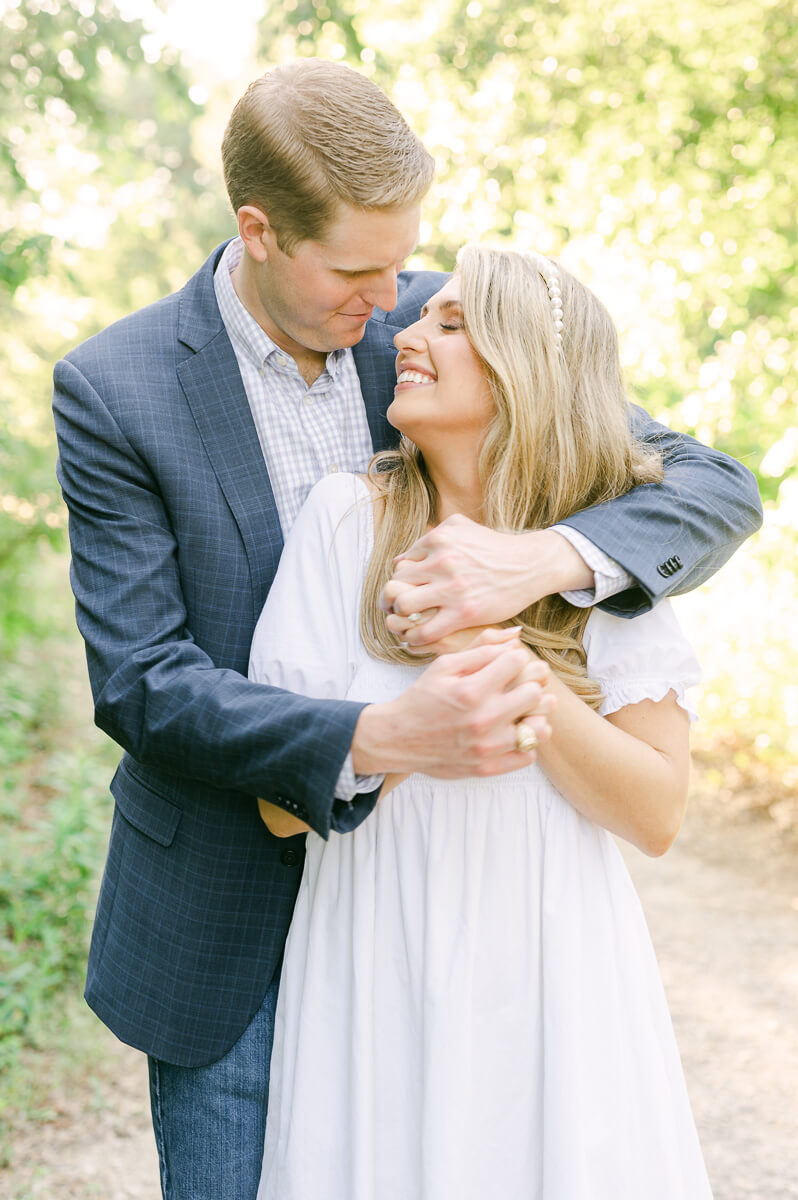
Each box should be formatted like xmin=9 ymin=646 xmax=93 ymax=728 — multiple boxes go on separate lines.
xmin=389 ymin=765 xmax=551 ymax=794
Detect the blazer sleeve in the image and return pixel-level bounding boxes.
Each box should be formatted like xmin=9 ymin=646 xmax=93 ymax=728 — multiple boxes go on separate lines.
xmin=559 ymin=404 xmax=763 ymax=617
xmin=53 ymin=356 xmax=369 ymax=840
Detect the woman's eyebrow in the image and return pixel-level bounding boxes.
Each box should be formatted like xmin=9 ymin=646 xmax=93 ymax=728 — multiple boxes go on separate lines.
xmin=419 ymin=299 xmax=463 ymax=317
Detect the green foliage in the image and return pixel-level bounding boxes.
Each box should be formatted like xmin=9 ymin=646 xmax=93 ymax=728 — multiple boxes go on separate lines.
xmin=1 ymin=0 xmax=231 ymax=593
xmin=0 ymin=619 xmax=117 ymax=1156
xmin=0 ymin=753 xmax=108 ymax=1040
xmin=258 ymin=0 xmax=798 ymax=507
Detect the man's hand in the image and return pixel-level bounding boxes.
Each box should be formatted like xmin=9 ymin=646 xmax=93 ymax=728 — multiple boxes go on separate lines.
xmin=380 ymin=515 xmax=594 ymax=649
xmin=351 ymin=628 xmax=555 ymax=780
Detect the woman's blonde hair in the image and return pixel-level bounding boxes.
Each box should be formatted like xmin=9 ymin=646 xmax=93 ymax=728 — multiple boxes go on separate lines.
xmin=222 ymin=60 xmax=435 ymax=254
xmin=359 ymin=245 xmax=664 ymax=708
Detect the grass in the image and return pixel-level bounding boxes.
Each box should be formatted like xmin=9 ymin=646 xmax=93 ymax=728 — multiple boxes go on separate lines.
xmin=0 ymin=544 xmax=119 ymax=1165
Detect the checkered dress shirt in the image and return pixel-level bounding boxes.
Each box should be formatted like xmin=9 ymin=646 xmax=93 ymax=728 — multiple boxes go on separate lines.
xmin=215 ymin=237 xmax=378 ymax=799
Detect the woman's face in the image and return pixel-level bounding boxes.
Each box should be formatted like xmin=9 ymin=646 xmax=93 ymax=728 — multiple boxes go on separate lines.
xmin=387 ymin=276 xmax=494 ymax=453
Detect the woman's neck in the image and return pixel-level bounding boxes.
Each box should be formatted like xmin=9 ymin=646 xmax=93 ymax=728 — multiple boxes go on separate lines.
xmin=423 ymin=447 xmax=485 ymax=525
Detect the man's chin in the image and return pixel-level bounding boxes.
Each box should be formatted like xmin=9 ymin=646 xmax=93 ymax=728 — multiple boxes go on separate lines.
xmin=334 ymin=321 xmax=370 ymax=348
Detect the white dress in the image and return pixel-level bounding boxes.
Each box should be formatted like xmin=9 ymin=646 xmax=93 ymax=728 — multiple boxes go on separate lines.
xmin=250 ymin=472 xmax=712 ymax=1200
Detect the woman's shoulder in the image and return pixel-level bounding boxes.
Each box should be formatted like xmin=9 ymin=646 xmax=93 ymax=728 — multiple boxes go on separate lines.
xmin=296 ymin=471 xmax=371 ymax=530
xmin=294 ymin=472 xmax=377 ymax=564
xmin=303 ymin=469 xmax=370 ymax=507
xmin=583 ymin=601 xmax=700 ymax=684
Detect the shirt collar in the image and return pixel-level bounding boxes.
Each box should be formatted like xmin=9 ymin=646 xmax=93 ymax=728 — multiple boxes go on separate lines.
xmin=214 ymin=237 xmax=347 ymax=379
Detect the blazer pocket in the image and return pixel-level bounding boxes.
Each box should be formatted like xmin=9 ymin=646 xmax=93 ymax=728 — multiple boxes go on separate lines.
xmin=111 ymin=761 xmax=183 ymax=847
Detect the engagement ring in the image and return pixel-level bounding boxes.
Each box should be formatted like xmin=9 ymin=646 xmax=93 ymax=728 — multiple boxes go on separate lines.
xmin=515 ymin=722 xmax=538 ymax=754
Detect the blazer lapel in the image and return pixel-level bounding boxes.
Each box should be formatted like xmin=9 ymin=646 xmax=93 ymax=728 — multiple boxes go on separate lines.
xmin=176 ymin=249 xmax=283 ymax=615
xmin=352 ymin=320 xmax=403 ymax=453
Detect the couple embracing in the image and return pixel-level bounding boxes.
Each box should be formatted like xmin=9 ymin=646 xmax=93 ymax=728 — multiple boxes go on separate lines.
xmin=54 ymin=59 xmax=759 ymax=1198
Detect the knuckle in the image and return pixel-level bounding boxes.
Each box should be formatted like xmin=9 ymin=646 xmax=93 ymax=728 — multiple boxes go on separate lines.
xmin=465 ymin=713 xmax=489 ymax=739
xmin=436 ymin=551 xmax=459 ymax=574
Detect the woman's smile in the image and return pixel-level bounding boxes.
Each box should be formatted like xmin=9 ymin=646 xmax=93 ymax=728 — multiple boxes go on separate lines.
xmin=395 ymin=365 xmax=437 ymax=391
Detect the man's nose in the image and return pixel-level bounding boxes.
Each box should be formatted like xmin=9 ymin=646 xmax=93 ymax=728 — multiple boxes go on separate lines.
xmin=362 ymin=267 xmax=399 ymax=314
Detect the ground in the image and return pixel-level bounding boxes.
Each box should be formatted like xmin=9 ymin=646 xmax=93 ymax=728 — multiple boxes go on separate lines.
xmin=2 ymin=778 xmax=797 ymax=1200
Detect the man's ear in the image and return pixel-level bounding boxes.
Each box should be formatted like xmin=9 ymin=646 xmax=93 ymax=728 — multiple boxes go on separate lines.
xmin=236 ymin=205 xmax=277 ymax=263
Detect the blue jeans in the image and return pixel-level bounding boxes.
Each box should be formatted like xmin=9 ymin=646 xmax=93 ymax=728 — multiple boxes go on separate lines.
xmin=148 ymin=970 xmax=280 ymax=1200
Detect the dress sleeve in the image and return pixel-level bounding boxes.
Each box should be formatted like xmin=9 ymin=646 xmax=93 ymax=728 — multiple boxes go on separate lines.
xmin=248 ymin=473 xmax=373 ymax=704
xmin=582 ymin=601 xmax=701 ymax=721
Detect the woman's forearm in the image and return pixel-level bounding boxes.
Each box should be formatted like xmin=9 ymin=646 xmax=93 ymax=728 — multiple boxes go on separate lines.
xmin=536 ymin=674 xmax=689 ymax=857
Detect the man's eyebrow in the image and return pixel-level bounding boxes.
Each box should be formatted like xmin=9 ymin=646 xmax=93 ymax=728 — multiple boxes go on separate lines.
xmin=331 ymin=245 xmax=419 ymax=275
xmin=419 ymin=299 xmax=463 ymax=317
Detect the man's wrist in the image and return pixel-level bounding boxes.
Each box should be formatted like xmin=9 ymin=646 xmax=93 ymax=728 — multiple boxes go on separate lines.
xmin=350 ymin=701 xmax=397 ymax=776
xmin=518 ymin=528 xmax=594 ymax=605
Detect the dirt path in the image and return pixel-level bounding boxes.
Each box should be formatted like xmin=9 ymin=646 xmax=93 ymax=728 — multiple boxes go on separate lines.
xmin=3 ymin=799 xmax=797 ymax=1200
xmin=621 ymin=807 xmax=798 ymax=1200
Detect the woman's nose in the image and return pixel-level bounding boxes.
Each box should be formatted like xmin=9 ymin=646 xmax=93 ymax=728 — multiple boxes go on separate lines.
xmin=393 ymin=320 xmax=426 ymax=352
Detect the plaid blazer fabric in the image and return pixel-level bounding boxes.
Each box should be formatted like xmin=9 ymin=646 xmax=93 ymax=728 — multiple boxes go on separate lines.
xmin=53 ymin=242 xmax=761 ymax=1066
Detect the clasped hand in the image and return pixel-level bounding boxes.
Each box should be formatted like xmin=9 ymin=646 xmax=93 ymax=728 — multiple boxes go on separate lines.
xmin=380 ymin=513 xmax=590 ymax=650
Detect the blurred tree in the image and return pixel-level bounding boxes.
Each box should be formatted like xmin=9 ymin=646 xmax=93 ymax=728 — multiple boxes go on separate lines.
xmin=257 ymin=0 xmax=797 ymax=505
xmin=0 ymin=0 xmax=229 ymax=627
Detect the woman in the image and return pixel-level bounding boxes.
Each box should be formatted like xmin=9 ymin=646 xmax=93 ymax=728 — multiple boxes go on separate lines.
xmin=249 ymin=246 xmax=712 ymax=1198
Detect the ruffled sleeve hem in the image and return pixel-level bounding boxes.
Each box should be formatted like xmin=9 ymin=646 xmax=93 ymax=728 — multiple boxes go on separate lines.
xmin=593 ymin=677 xmax=699 ymax=723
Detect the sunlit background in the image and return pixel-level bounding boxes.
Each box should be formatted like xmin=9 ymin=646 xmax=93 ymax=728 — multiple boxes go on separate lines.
xmin=1 ymin=0 xmax=796 ymax=1160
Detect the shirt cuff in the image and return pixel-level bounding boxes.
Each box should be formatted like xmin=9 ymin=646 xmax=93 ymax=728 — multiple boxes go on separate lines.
xmin=551 ymin=524 xmax=637 ymax=608
xmin=334 ymin=752 xmax=385 ymax=802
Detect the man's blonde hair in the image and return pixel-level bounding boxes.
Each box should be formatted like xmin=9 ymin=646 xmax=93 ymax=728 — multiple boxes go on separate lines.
xmin=360 ymin=246 xmax=664 ymax=707
xmin=221 ymin=59 xmax=435 ymax=253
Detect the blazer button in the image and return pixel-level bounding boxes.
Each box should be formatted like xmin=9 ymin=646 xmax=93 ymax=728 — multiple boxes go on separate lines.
xmin=281 ymin=848 xmax=300 ymax=867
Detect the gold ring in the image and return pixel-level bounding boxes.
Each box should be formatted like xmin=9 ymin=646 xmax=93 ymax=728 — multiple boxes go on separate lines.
xmin=515 ymin=722 xmax=538 ymax=753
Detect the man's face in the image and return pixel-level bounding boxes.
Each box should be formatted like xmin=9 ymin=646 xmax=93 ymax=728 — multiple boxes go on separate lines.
xmin=251 ymin=203 xmax=421 ymax=358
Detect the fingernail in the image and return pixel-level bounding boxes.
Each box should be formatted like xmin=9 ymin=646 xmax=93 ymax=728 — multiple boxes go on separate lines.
xmin=399 ymin=641 xmax=409 ymax=649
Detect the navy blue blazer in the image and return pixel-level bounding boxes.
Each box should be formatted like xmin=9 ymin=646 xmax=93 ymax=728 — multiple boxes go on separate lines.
xmin=53 ymin=241 xmax=761 ymax=1066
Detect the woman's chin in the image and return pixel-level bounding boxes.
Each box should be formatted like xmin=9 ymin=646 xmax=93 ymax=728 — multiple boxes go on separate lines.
xmin=386 ymin=399 xmax=421 ymax=439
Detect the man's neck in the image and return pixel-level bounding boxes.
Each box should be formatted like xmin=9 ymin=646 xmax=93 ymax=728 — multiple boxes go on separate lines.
xmin=231 ymin=255 xmax=328 ymax=387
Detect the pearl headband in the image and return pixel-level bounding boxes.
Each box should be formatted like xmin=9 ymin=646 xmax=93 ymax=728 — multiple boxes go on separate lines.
xmin=526 ymin=253 xmax=564 ymax=349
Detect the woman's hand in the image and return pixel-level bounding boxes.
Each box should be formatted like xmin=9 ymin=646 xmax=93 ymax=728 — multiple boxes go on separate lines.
xmin=257 ymin=797 xmax=311 ymax=838
xmin=385 ymin=615 xmax=556 ymax=740
xmin=385 ymin=604 xmax=495 ymax=657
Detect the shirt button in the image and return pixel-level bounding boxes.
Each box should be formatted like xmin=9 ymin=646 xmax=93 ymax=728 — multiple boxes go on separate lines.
xmin=280 ymin=848 xmax=300 ymax=867
xmin=304 ymin=394 xmax=315 ymax=405
xmin=328 ymin=462 xmax=340 ymax=473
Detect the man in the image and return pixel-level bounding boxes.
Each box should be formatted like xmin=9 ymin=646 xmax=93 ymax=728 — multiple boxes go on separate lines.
xmin=53 ymin=59 xmax=761 ymax=1199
